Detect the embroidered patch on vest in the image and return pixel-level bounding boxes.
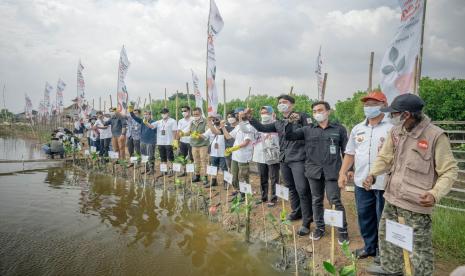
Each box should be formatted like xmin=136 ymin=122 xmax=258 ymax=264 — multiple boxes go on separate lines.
xmin=418 ymin=139 xmax=428 ymax=149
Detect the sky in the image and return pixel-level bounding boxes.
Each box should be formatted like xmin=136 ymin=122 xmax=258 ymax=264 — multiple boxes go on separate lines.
xmin=0 ymin=0 xmax=464 ymax=113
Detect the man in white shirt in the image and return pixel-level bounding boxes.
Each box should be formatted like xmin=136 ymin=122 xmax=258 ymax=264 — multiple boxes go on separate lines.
xmin=221 ymin=107 xmax=257 ymax=200
xmin=156 ymin=108 xmax=178 ymax=173
xmin=338 ymin=90 xmax=393 ymax=260
xmin=203 ymin=114 xmax=227 ymax=187
xmin=177 ymin=105 xmax=193 ymax=162
xmin=252 ymin=106 xmax=280 ymax=207
xmin=95 ymin=111 xmax=112 ymax=157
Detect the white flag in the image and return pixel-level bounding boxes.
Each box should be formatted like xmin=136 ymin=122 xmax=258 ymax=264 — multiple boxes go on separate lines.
xmin=206 ymin=0 xmax=224 ymax=116
xmin=56 ymin=78 xmax=66 ymax=113
xmin=380 ymin=0 xmax=424 ymax=103
xmin=25 ymin=94 xmax=33 ymax=118
xmin=77 ymin=60 xmax=85 ymax=110
xmin=44 ymin=82 xmax=53 ymax=115
xmin=117 ymin=45 xmax=130 ymax=115
xmin=191 ymin=69 xmax=204 ymax=112
xmin=315 ymin=45 xmax=324 ymax=100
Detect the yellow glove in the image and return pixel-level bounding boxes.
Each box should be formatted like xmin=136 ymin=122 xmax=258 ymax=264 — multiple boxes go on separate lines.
xmin=172 ymin=140 xmax=179 ymax=150
xmin=178 ymin=130 xmax=185 ymax=137
xmin=143 ymin=118 xmax=148 ymax=125
xmin=224 ymin=145 xmax=240 ymax=156
xmin=191 ymin=131 xmax=201 ymax=139
xmin=128 ymin=105 xmax=134 ymax=113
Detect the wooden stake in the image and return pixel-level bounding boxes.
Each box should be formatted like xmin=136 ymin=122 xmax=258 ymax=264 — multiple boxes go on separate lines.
xmin=99 ymin=97 xmax=101 ymax=111
xmin=261 ymin=202 xmax=267 ymax=248
xmin=175 ymin=91 xmax=179 ymax=121
xmin=289 ymin=86 xmax=294 ymax=95
xmin=136 ymin=97 xmax=141 ymax=109
xmin=398 ymin=217 xmax=413 ymax=276
xmin=292 ymin=225 xmax=299 ymax=276
xmin=417 ymin=0 xmax=427 ymax=88
xmin=368 ymin=51 xmax=374 ymax=92
xmin=223 ymin=79 xmax=226 ymax=118
xmin=186 ymin=82 xmax=191 ymax=108
xmin=331 ymin=204 xmax=335 ymax=264
xmin=226 ymin=181 xmax=229 ymax=210
xmin=311 ymin=231 xmax=315 ymax=276
xmin=246 ymin=87 xmax=251 ymax=108
xmin=209 ymin=175 xmax=212 ymax=204
xmin=104 ymin=101 xmax=106 ymax=111
xmin=133 ymin=163 xmax=136 ymax=183
xmin=143 ymin=98 xmax=147 ymax=110
xmin=413 ymin=56 xmax=419 ymax=95
xmin=164 ymin=88 xmax=167 ymax=108
xmin=92 ymin=98 xmax=94 ymax=109
xmin=321 ymin=73 xmax=328 ymax=101
xmin=109 ymin=95 xmax=113 ymax=108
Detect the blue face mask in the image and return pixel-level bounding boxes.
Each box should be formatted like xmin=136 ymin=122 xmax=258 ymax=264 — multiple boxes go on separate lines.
xmin=363 ymin=106 xmax=382 ymax=119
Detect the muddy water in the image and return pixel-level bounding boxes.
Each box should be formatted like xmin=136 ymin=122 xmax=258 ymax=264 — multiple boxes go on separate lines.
xmin=0 ymin=137 xmax=45 ymax=160
xmin=0 ymin=167 xmax=287 ymax=276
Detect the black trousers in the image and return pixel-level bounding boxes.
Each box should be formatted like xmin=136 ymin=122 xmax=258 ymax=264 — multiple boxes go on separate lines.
xmin=280 ymin=161 xmax=313 ymax=228
xmin=99 ymin=138 xmax=111 ymax=157
xmin=179 ymin=141 xmax=193 ymax=161
xmin=158 ymin=145 xmax=174 ymax=162
xmin=127 ymin=137 xmax=141 ymax=157
xmin=258 ymin=162 xmax=279 ymax=202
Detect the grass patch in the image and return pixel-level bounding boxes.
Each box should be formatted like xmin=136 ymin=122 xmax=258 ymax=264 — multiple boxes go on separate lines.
xmin=433 ymin=198 xmax=465 ymax=262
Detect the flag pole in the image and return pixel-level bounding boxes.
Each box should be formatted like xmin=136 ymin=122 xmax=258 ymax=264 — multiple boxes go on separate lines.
xmin=223 ymin=79 xmax=226 ymax=119
xmin=205 ymin=0 xmax=212 ymax=117
xmin=164 ymin=88 xmax=167 ymax=108
xmin=368 ymin=52 xmax=374 ymax=92
xmin=247 ymin=87 xmax=251 ymax=108
xmin=186 ymin=82 xmax=191 ymax=108
xmin=289 ymin=86 xmax=294 ymax=96
xmin=321 ymin=73 xmax=328 ymax=101
xmin=175 ymin=90 xmax=179 ymax=121
xmin=417 ymin=0 xmax=427 ymax=89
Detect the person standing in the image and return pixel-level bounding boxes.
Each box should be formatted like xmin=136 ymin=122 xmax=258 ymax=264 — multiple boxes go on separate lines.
xmin=177 ymin=106 xmax=193 ymax=163
xmin=245 ymin=95 xmax=313 ymax=237
xmin=338 ymin=90 xmax=393 ymax=259
xmin=224 ymin=111 xmax=238 ymax=171
xmin=252 ymin=106 xmax=280 ymax=207
xmin=285 ymin=101 xmax=349 ymax=243
xmin=189 ymin=107 xmax=210 ymax=185
xmin=100 ymin=107 xmax=127 ymax=160
xmin=203 ymin=114 xmax=228 ymax=187
xmin=364 ymin=94 xmax=458 ymax=276
xmin=126 ymin=108 xmax=141 ymax=158
xmin=155 ymin=108 xmax=177 ymax=174
xmin=95 ymin=111 xmax=112 ymax=158
xmin=128 ymin=106 xmax=157 ymax=174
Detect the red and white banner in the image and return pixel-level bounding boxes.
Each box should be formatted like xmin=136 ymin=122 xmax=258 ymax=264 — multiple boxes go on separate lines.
xmin=315 ymin=45 xmax=324 ymax=100
xmin=56 ymin=78 xmax=66 ymax=113
xmin=191 ymin=69 xmax=204 ymax=112
xmin=44 ymin=82 xmax=53 ymax=115
xmin=380 ymin=0 xmax=424 ymax=103
xmin=77 ymin=60 xmax=85 ymax=110
xmin=206 ymin=0 xmax=224 ymax=116
xmin=117 ymin=46 xmax=130 ymax=115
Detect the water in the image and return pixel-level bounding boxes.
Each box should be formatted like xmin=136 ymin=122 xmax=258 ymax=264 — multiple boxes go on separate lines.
xmin=0 ymin=137 xmax=45 ymax=160
xmin=0 ymin=167 xmax=286 ymax=276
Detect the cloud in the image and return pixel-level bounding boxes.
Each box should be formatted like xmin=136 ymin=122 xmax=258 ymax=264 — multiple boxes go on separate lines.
xmin=0 ymin=0 xmax=464 ymax=113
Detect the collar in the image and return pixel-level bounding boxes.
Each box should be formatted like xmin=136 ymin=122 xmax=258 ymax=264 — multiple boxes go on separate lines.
xmin=364 ymin=114 xmax=389 ymax=126
xmin=312 ymin=121 xmax=337 ymax=129
xmin=407 ymin=115 xmax=430 ymax=139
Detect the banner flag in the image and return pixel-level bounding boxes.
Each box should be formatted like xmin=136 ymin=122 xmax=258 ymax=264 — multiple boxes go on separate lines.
xmin=315 ymin=45 xmax=324 ymax=100
xmin=191 ymin=69 xmax=204 ymax=112
xmin=56 ymin=78 xmax=66 ymax=113
xmin=77 ymin=60 xmax=85 ymax=111
xmin=117 ymin=45 xmax=130 ymax=115
xmin=25 ymin=94 xmax=33 ymax=118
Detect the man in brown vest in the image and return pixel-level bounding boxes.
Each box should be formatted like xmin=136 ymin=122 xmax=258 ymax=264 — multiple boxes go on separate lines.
xmin=364 ymin=94 xmax=458 ymax=275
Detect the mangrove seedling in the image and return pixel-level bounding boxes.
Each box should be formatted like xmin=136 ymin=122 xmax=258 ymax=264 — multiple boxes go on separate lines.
xmin=267 ymin=211 xmax=291 ymax=269
xmin=323 ymin=240 xmax=356 ymax=276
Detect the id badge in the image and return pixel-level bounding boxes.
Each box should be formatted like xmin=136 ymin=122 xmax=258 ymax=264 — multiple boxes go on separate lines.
xmin=214 ymin=143 xmax=219 ymax=149
xmin=330 ymin=145 xmax=336 ymax=154
xmin=161 ymin=130 xmax=166 ymax=136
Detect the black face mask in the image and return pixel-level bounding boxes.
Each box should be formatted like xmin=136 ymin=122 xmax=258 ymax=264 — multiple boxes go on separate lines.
xmin=214 ymin=120 xmax=220 ymax=126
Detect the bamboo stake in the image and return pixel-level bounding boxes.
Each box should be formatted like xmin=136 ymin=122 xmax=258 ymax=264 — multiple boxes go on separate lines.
xmin=223 ymin=79 xmax=226 ymax=118
xmin=368 ymin=51 xmax=374 ymax=92
xmin=164 ymin=88 xmax=167 ymax=108
xmin=92 ymin=99 xmax=94 ymax=109
xmin=109 ymin=95 xmax=113 ymax=109
xmin=175 ymin=91 xmax=179 ymax=121
xmin=186 ymin=82 xmax=191 ymax=108
xmin=413 ymin=56 xmax=419 ymax=95
xmin=247 ymin=87 xmax=251 ymax=108
xmin=149 ymin=93 xmax=152 ymax=114
xmin=417 ymin=0 xmax=427 ymax=89
xmin=143 ymin=98 xmax=147 ymax=110
xmin=104 ymin=101 xmax=106 ymax=112
xmin=136 ymin=97 xmax=141 ymax=109
xmin=99 ymin=97 xmax=101 ymax=111
xmin=261 ymin=202 xmax=267 ymax=248
xmin=321 ymin=73 xmax=328 ymax=101
xmin=398 ymin=217 xmax=413 ymax=276
xmin=292 ymin=225 xmax=299 ymax=276
xmin=331 ymin=204 xmax=335 ymax=264
xmin=311 ymin=231 xmax=315 ymax=276
xmin=289 ymin=86 xmax=294 ymax=95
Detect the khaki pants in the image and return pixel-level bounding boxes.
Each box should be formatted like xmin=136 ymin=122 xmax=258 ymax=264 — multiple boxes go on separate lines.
xmin=112 ymin=135 xmax=126 ymax=160
xmin=231 ymin=160 xmax=249 ymax=190
xmin=192 ymin=146 xmax=208 ymax=176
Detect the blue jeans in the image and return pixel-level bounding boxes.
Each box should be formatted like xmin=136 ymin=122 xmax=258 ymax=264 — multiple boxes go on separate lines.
xmin=354 ymin=185 xmax=385 ymax=254
xmin=210 ymin=156 xmax=227 ymax=172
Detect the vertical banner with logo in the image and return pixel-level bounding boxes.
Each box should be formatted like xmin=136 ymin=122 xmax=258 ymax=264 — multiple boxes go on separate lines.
xmin=191 ymin=69 xmax=204 ymax=113
xmin=44 ymin=82 xmax=53 ymax=116
xmin=315 ymin=45 xmax=324 ymax=100
xmin=206 ymin=0 xmax=224 ymax=116
xmin=77 ymin=60 xmax=86 ymax=117
xmin=380 ymin=0 xmax=424 ymax=103
xmin=25 ymin=94 xmax=33 ymax=119
xmin=117 ymin=46 xmax=130 ymax=115
xmin=56 ymin=78 xmax=66 ymax=113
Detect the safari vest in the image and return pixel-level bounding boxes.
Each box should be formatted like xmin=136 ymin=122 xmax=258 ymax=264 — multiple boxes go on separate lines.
xmin=384 ymin=116 xmax=443 ymax=214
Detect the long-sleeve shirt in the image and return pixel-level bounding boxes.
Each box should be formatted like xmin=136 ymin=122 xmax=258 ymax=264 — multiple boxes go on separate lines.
xmin=285 ymin=122 xmax=348 ymax=180
xmin=249 ymin=112 xmax=310 ymax=163
xmin=127 ymin=116 xmax=141 ymax=140
xmin=369 ymin=130 xmax=458 ymax=203
xmin=103 ymin=115 xmax=127 ymax=137
xmin=130 ymin=112 xmax=156 ymax=145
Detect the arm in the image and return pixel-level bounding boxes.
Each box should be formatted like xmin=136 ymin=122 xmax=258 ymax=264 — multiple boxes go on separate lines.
xmin=339 ymin=125 xmax=348 ymax=158
xmin=130 ymin=112 xmax=143 ymax=124
xmin=284 ymin=123 xmax=305 ymax=141
xmin=221 ymin=125 xmax=234 ymax=140
xmin=369 ymin=130 xmax=394 ymax=176
xmin=427 ymin=134 xmax=459 ymax=203
xmin=249 ymin=118 xmax=277 ymax=133
xmin=207 ymin=118 xmax=222 ymax=135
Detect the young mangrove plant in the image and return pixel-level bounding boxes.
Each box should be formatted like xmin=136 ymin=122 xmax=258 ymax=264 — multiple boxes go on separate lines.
xmin=322 ymin=240 xmax=356 ymax=276
xmin=267 ymin=211 xmax=292 ymax=270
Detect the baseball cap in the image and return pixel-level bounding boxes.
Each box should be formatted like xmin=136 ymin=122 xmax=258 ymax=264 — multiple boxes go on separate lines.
xmin=380 ymin=94 xmax=425 ymax=113
xmin=361 ymin=90 xmax=387 ymax=103
xmin=160 ymin=108 xmax=170 ymax=114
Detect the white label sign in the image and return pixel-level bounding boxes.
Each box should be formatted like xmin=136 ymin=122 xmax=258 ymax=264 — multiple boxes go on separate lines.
xmin=141 ymin=155 xmax=149 ymax=163
xmin=109 ymin=151 xmax=119 ymax=159
xmin=207 ymin=165 xmax=218 ymax=176
xmin=160 ymin=163 xmax=168 ymax=172
xmin=386 ymin=219 xmax=413 ymax=252
xmin=324 ymin=209 xmax=344 ymax=228
xmin=84 ymin=150 xmax=90 ymax=155
xmin=186 ymin=163 xmax=195 ymax=173
xmin=173 ymin=163 xmax=182 ymax=172
xmin=239 ymin=182 xmax=252 ymax=194
xmin=276 ymin=184 xmax=289 ymax=201
xmin=90 ymin=146 xmax=97 ymax=153
xmin=130 ymin=156 xmax=138 ymax=163
xmin=223 ymin=171 xmax=233 ymax=184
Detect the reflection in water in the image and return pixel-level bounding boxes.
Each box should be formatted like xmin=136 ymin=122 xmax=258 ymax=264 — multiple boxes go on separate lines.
xmin=0 ymin=137 xmax=45 ymax=160
xmin=0 ymin=167 xmax=285 ymax=276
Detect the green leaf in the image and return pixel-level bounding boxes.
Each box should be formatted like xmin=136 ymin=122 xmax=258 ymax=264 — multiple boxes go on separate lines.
xmin=323 ymin=261 xmax=337 ymax=275
xmin=339 ymin=264 xmax=356 ymax=276
xmin=382 ymin=65 xmax=395 ymax=75
xmin=389 ymin=46 xmax=399 ymax=62
xmin=396 ymin=56 xmax=405 ymax=71
xmin=341 ymin=240 xmax=351 ymax=257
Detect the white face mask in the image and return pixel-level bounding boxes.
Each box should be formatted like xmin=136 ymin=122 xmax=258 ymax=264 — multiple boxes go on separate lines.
xmin=239 ymin=121 xmax=250 ymax=133
xmin=162 ymin=114 xmax=169 ymax=119
xmin=182 ymin=112 xmax=189 ymax=118
xmin=227 ymin=117 xmax=236 ymax=124
xmin=193 ymin=116 xmax=201 ymax=121
xmin=313 ymin=112 xmax=328 ymax=123
xmin=261 ymin=114 xmax=272 ymax=123
xmin=389 ymin=113 xmax=405 ymax=126
xmin=277 ymin=103 xmax=289 ymax=113
xmin=363 ymin=106 xmax=382 ymax=119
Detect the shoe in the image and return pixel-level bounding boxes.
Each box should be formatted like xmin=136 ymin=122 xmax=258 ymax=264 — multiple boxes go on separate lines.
xmin=310 ymin=228 xmax=325 ymax=241
xmin=338 ymin=232 xmax=350 ymax=245
xmin=192 ymin=175 xmax=201 ymax=182
xmin=297 ymin=226 xmax=310 ymax=236
xmin=211 ymin=178 xmax=218 ymax=187
xmin=286 ymin=213 xmax=302 ymax=221
xmin=267 ymin=201 xmax=276 ymax=207
xmin=365 ymin=264 xmax=402 ymax=275
xmin=230 ymin=191 xmax=238 ymax=197
xmin=353 ymin=248 xmax=376 ymax=259
xmin=179 ymin=172 xmax=186 ymax=177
